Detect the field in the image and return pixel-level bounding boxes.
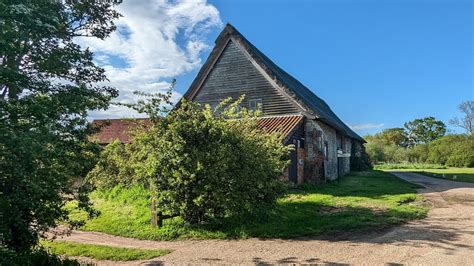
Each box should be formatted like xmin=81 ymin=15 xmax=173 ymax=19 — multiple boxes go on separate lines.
xmin=374 ymin=163 xmax=447 ymax=170
xmin=41 ymin=240 xmax=171 ymax=261
xmin=68 ymin=171 xmax=428 ymax=240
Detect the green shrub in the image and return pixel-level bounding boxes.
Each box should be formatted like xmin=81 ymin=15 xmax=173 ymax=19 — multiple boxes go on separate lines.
xmin=88 ymin=99 xmax=292 ymax=225
xmin=87 ymin=140 xmax=138 ymax=189
xmin=426 ymin=135 xmax=474 ymax=167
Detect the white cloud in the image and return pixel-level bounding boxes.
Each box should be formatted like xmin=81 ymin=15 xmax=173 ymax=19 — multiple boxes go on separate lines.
xmin=81 ymin=0 xmax=222 ymax=119
xmin=349 ymin=123 xmax=385 ymax=130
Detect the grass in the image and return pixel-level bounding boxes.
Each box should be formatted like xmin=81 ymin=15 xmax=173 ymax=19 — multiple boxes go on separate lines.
xmin=68 ymin=170 xmax=428 ymax=240
xmin=381 ymin=167 xmax=474 ymax=183
xmin=41 ymin=240 xmax=171 ymax=261
xmin=374 ymin=163 xmax=447 ymax=170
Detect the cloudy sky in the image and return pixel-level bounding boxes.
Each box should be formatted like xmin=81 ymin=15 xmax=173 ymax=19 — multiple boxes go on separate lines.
xmin=83 ymin=0 xmax=222 ymax=119
xmin=84 ymin=0 xmax=472 ymax=136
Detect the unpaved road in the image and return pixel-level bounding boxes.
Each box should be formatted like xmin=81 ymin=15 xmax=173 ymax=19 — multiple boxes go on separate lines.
xmin=54 ymin=172 xmax=474 ymax=265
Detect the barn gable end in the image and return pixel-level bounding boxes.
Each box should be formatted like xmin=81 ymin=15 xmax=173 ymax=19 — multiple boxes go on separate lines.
xmin=191 ymin=40 xmax=300 ymax=116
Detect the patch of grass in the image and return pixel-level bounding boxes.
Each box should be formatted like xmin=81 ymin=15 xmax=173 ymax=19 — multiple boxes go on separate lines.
xmin=386 ymin=167 xmax=474 ymax=183
xmin=70 ymin=171 xmax=428 ymax=240
xmin=374 ymin=163 xmax=446 ymax=170
xmin=41 ymin=240 xmax=171 ymax=261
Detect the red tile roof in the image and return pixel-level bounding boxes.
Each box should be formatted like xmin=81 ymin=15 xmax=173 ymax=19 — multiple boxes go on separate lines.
xmin=91 ymin=118 xmax=152 ymax=144
xmin=92 ymin=115 xmax=304 ymax=145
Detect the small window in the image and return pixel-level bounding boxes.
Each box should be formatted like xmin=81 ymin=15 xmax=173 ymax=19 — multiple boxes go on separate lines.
xmin=248 ymin=99 xmax=262 ymax=111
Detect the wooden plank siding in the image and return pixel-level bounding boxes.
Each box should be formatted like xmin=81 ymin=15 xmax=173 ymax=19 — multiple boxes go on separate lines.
xmin=193 ymin=40 xmax=300 ymax=116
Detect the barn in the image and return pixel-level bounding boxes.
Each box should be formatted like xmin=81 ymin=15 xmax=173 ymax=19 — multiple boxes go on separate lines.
xmin=93 ymin=23 xmax=365 ymax=184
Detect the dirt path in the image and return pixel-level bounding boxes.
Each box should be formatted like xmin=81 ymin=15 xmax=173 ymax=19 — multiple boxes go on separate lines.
xmin=54 ymin=172 xmax=474 ymax=265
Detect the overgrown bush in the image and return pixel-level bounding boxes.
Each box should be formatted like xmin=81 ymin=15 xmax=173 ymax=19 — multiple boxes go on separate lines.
xmin=87 ymin=140 xmax=136 ymax=188
xmin=88 ymin=99 xmax=292 ymax=225
xmin=426 ymin=135 xmax=474 ymax=167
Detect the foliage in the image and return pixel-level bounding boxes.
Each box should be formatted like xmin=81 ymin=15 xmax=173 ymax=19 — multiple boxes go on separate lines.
xmin=365 ymin=128 xmax=408 ymax=147
xmin=86 ymin=140 xmax=136 ymax=189
xmin=450 ymin=100 xmax=474 ymax=135
xmin=87 ymin=99 xmax=292 ymax=225
xmin=0 ymin=246 xmax=79 ymax=266
xmin=404 ymin=116 xmax=446 ymax=146
xmin=350 ymin=139 xmax=372 ymax=170
xmin=72 ymin=171 xmax=428 ymax=240
xmin=364 ymin=111 xmax=472 ymax=167
xmin=0 ymin=0 xmax=119 ymax=252
xmin=367 ymin=134 xmax=473 ymax=167
xmin=425 ymin=134 xmax=474 ymax=167
xmin=41 ymin=240 xmax=172 ymax=261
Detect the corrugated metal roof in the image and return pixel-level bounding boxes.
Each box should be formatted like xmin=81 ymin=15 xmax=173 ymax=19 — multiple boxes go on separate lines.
xmin=257 ymin=115 xmax=304 ymax=140
xmin=92 ymin=115 xmax=304 ymax=145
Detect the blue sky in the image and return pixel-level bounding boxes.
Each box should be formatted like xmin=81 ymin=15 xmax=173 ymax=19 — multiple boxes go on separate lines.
xmin=85 ymin=0 xmax=472 ymax=136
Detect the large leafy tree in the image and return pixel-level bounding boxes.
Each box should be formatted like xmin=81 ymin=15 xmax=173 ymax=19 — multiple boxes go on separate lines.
xmin=0 ymin=0 xmax=120 ymax=252
xmin=404 ymin=117 xmax=446 ymax=146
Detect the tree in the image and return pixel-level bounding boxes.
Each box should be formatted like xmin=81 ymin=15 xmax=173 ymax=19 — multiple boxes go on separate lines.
xmin=450 ymin=100 xmax=474 ymax=135
xmin=0 ymin=0 xmax=120 ymax=253
xmin=370 ymin=128 xmax=408 ymax=147
xmin=404 ymin=117 xmax=446 ymax=146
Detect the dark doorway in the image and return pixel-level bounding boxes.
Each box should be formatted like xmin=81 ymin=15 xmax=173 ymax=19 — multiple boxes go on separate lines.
xmin=337 ymin=157 xmax=344 ymax=177
xmin=289 ymin=148 xmax=298 ymax=183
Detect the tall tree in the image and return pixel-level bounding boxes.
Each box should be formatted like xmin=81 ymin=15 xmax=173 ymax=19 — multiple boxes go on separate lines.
xmin=449 ymin=100 xmax=474 ymax=135
xmin=373 ymin=128 xmax=408 ymax=147
xmin=0 ymin=0 xmax=120 ymax=252
xmin=404 ymin=117 xmax=446 ymax=146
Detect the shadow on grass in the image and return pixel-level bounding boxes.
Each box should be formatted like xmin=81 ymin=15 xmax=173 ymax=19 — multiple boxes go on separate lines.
xmin=202 ymin=199 xmax=426 ymax=241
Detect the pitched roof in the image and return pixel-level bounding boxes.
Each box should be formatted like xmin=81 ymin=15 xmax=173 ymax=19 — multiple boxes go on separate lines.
xmin=184 ymin=23 xmax=364 ymax=142
xmin=91 ymin=115 xmax=304 ymax=145
xmin=91 ymin=118 xmax=151 ymax=144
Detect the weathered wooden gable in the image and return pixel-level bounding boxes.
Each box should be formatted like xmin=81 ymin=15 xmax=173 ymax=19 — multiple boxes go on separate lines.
xmin=193 ymin=40 xmax=299 ymax=116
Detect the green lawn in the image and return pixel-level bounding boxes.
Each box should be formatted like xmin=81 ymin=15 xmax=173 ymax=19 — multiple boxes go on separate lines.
xmin=41 ymin=240 xmax=171 ymax=261
xmin=68 ymin=170 xmax=428 ymax=240
xmin=385 ymin=168 xmax=474 ymax=183
xmin=374 ymin=163 xmax=447 ymax=170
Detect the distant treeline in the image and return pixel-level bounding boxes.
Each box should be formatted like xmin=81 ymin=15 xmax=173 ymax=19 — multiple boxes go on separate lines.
xmin=364 ymin=101 xmax=474 ymax=167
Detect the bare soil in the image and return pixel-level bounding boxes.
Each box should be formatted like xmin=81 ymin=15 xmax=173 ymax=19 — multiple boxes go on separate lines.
xmin=52 ymin=172 xmax=474 ymax=265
